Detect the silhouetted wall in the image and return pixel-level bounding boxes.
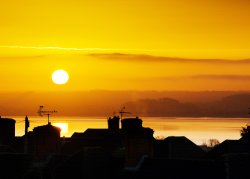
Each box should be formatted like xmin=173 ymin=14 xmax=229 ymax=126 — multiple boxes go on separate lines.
xmin=33 ymin=123 xmax=61 ymax=161
xmin=0 ymin=117 xmax=15 ymax=145
xmin=121 ymin=117 xmax=142 ymax=131
xmin=108 ymin=116 xmax=120 ymax=133
xmin=121 ymin=117 xmax=154 ymax=166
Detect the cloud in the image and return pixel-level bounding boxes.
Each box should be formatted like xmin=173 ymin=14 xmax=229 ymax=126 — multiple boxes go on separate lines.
xmin=123 ymin=75 xmax=250 ymax=82
xmin=0 ymin=46 xmax=155 ymax=59
xmin=154 ymin=75 xmax=250 ymax=81
xmin=1 ymin=46 xmax=250 ymax=64
xmin=0 ymin=45 xmax=153 ymax=54
xmin=191 ymin=75 xmax=250 ymax=80
xmin=89 ymin=53 xmax=250 ymax=64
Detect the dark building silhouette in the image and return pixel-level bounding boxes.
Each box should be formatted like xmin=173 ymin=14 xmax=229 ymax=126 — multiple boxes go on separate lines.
xmin=206 ymin=139 xmax=250 ymax=159
xmin=0 ymin=153 xmax=32 ymax=179
xmin=154 ymin=136 xmax=205 ymax=159
xmin=218 ymin=153 xmax=250 ymax=179
xmin=0 ymin=145 xmax=15 ymax=153
xmin=33 ymin=123 xmax=61 ymax=161
xmin=121 ymin=117 xmax=154 ymax=167
xmin=61 ymin=116 xmax=123 ymax=155
xmin=61 ymin=128 xmax=122 ymax=155
xmin=53 ymin=147 xmax=112 ymax=179
xmin=108 ymin=116 xmax=120 ymax=133
xmin=0 ymin=117 xmax=15 ymax=146
xmin=61 ymin=116 xmax=155 ymax=168
xmin=121 ymin=117 xmax=142 ymax=131
xmin=132 ymin=158 xmax=224 ymax=179
xmin=1 ymin=115 xmax=250 ymax=179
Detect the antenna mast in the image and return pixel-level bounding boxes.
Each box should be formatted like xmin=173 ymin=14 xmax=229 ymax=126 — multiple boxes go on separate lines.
xmin=38 ymin=106 xmax=57 ymax=124
xmin=119 ymin=107 xmax=131 ymax=120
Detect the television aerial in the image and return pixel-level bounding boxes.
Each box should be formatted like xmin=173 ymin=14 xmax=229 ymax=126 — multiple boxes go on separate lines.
xmin=119 ymin=106 xmax=131 ymax=120
xmin=38 ymin=106 xmax=57 ymax=124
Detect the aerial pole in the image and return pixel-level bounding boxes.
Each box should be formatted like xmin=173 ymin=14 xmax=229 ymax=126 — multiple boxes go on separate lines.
xmin=24 ymin=115 xmax=30 ymax=153
xmin=38 ymin=106 xmax=57 ymax=124
xmin=119 ymin=106 xmax=131 ymax=120
xmin=25 ymin=115 xmax=29 ymax=135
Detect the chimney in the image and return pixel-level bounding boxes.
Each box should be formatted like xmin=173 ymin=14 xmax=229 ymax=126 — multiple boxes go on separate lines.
xmin=121 ymin=117 xmax=154 ymax=167
xmin=107 ymin=116 xmax=120 ymax=133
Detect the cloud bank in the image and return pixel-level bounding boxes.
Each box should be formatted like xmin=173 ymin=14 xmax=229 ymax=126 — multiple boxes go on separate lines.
xmin=89 ymin=53 xmax=250 ymax=64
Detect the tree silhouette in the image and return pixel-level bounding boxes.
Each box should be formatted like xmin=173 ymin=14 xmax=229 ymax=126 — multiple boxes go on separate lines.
xmin=201 ymin=138 xmax=220 ymax=149
xmin=208 ymin=138 xmax=220 ymax=147
xmin=240 ymin=125 xmax=250 ymax=140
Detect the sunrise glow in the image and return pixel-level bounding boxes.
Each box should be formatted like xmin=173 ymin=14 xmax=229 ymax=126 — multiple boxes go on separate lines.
xmin=52 ymin=122 xmax=68 ymax=134
xmin=0 ymin=0 xmax=249 ymax=114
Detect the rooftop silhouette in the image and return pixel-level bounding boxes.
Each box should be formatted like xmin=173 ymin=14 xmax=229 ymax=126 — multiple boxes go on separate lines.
xmin=0 ymin=115 xmax=249 ymax=179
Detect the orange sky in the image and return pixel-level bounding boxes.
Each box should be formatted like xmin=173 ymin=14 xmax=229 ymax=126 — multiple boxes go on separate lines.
xmin=1 ymin=0 xmax=250 ymax=92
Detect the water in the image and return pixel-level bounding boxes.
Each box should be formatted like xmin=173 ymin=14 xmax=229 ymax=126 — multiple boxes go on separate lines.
xmin=13 ymin=116 xmax=250 ymax=145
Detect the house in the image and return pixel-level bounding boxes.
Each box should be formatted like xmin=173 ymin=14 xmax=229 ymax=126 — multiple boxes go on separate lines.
xmin=154 ymin=136 xmax=205 ymax=159
xmin=33 ymin=123 xmax=61 ymax=161
xmin=61 ymin=129 xmax=122 ymax=155
xmin=206 ymin=139 xmax=250 ymax=159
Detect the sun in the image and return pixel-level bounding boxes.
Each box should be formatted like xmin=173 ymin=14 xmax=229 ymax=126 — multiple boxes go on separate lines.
xmin=52 ymin=69 xmax=69 ymax=85
xmin=52 ymin=123 xmax=68 ymax=134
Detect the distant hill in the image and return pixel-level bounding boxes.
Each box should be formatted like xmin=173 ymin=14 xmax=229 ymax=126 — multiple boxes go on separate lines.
xmin=0 ymin=91 xmax=250 ymax=117
xmin=123 ymin=98 xmax=200 ymax=117
xmin=122 ymin=94 xmax=250 ymax=117
xmin=214 ymin=94 xmax=250 ymax=117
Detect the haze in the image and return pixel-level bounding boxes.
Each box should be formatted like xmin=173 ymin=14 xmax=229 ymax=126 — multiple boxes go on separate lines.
xmin=1 ymin=0 xmax=250 ymax=116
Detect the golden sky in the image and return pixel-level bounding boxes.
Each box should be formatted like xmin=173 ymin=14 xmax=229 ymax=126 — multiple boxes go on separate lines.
xmin=1 ymin=0 xmax=250 ymax=91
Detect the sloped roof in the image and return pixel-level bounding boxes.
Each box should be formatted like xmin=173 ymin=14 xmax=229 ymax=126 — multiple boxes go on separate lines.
xmin=0 ymin=118 xmax=15 ymax=123
xmin=206 ymin=139 xmax=250 ymax=159
xmin=63 ymin=129 xmax=122 ymax=155
xmin=33 ymin=123 xmax=61 ymax=132
xmin=154 ymin=136 xmax=205 ymax=159
xmin=71 ymin=129 xmax=110 ymax=139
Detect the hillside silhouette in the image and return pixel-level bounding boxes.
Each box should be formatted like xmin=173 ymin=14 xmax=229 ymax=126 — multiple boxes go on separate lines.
xmin=123 ymin=94 xmax=250 ymax=117
xmin=1 ymin=91 xmax=250 ymax=117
